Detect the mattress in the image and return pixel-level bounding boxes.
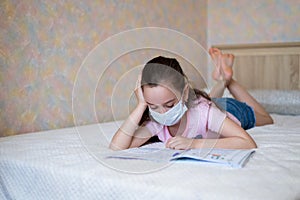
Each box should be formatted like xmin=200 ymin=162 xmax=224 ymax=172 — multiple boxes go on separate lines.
xmin=0 ymin=114 xmax=300 ymax=200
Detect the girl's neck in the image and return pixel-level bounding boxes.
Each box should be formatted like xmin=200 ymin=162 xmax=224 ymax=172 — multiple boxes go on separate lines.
xmin=167 ymin=113 xmax=187 ymax=137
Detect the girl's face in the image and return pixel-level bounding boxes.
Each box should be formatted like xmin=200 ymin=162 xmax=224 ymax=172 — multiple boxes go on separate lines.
xmin=143 ymin=85 xmax=182 ymax=114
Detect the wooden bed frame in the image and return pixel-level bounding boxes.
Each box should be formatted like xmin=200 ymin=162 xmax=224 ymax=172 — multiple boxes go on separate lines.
xmin=212 ymin=42 xmax=300 ymax=90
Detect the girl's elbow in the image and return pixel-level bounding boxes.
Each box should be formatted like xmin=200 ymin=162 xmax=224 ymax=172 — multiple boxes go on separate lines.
xmin=109 ymin=142 xmax=126 ymax=151
xmin=109 ymin=143 xmax=118 ymax=151
xmin=246 ymin=138 xmax=257 ymax=149
xmin=251 ymin=141 xmax=257 ymax=149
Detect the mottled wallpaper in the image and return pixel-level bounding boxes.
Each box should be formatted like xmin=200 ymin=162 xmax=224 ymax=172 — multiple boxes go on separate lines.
xmin=0 ymin=0 xmax=207 ymax=136
xmin=208 ymin=0 xmax=300 ymax=45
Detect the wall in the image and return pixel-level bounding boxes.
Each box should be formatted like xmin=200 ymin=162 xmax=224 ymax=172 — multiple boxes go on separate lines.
xmin=208 ymin=0 xmax=300 ymax=45
xmin=0 ymin=0 xmax=207 ymax=136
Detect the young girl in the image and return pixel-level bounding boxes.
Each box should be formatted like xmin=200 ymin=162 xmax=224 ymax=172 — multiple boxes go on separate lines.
xmin=109 ymin=48 xmax=273 ymax=150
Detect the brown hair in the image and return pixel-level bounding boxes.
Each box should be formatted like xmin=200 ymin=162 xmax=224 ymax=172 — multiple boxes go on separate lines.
xmin=139 ymin=56 xmax=211 ymax=125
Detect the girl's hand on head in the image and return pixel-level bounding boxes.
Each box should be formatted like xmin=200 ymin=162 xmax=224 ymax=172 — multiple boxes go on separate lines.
xmin=135 ymin=75 xmax=147 ymax=107
xmin=166 ymin=136 xmax=194 ymax=150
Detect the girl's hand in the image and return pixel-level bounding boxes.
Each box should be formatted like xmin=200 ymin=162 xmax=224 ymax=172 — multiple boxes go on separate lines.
xmin=166 ymin=136 xmax=194 ymax=150
xmin=135 ymin=75 xmax=147 ymax=107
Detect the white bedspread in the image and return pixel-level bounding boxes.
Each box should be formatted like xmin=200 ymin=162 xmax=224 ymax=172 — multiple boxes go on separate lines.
xmin=1 ymin=114 xmax=300 ymax=200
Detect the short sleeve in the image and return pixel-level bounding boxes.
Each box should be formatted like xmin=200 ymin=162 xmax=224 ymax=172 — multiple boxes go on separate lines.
xmin=145 ymin=121 xmax=170 ymax=142
xmin=207 ymin=104 xmax=227 ymax=133
xmin=145 ymin=121 xmax=160 ymax=136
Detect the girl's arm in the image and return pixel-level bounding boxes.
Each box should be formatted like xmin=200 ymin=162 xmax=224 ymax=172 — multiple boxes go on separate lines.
xmin=109 ymin=75 xmax=153 ymax=150
xmin=166 ymin=118 xmax=257 ymax=150
xmin=194 ymin=118 xmax=257 ymax=149
xmin=109 ymin=103 xmax=152 ymax=150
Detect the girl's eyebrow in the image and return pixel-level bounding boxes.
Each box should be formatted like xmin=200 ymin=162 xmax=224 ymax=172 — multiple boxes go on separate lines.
xmin=146 ymin=98 xmax=176 ymax=106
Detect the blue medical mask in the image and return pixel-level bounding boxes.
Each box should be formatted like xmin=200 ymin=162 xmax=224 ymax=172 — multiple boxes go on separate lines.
xmin=149 ymin=98 xmax=188 ymax=126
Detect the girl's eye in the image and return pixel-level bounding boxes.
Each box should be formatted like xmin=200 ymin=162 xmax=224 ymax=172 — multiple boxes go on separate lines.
xmin=165 ymin=104 xmax=174 ymax=108
xmin=148 ymin=102 xmax=175 ymax=110
xmin=149 ymin=105 xmax=158 ymax=110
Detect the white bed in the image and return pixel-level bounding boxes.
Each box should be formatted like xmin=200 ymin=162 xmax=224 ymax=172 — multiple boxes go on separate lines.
xmin=0 ymin=114 xmax=300 ymax=200
xmin=1 ymin=43 xmax=300 ymax=199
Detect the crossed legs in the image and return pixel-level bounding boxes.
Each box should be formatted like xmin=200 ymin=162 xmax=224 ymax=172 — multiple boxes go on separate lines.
xmin=208 ymin=48 xmax=273 ymax=126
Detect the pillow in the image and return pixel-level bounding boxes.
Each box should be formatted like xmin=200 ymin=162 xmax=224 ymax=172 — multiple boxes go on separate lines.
xmin=203 ymin=88 xmax=300 ymax=115
xmin=248 ymin=90 xmax=300 ymax=115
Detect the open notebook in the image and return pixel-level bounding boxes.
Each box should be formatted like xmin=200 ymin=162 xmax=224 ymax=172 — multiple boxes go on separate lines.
xmin=106 ymin=142 xmax=255 ymax=168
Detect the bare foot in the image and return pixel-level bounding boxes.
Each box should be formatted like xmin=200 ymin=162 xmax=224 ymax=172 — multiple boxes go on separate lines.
xmin=209 ymin=47 xmax=234 ymax=84
xmin=209 ymin=48 xmax=222 ymax=81
xmin=220 ymin=53 xmax=234 ymax=84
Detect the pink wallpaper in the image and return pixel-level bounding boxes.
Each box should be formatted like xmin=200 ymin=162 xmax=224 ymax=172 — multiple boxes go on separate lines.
xmin=0 ymin=0 xmax=207 ymax=136
xmin=208 ymin=0 xmax=300 ymax=45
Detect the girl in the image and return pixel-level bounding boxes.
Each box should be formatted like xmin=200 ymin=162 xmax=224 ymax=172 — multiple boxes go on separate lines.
xmin=109 ymin=48 xmax=273 ymax=150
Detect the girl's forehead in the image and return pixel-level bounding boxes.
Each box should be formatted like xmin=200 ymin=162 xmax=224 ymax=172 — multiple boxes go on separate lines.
xmin=143 ymin=85 xmax=181 ymax=104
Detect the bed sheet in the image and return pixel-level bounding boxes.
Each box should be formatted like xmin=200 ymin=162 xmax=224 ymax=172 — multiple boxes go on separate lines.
xmin=0 ymin=114 xmax=300 ymax=200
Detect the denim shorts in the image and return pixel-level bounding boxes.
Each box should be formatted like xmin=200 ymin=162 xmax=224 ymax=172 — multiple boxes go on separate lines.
xmin=212 ymin=98 xmax=256 ymax=130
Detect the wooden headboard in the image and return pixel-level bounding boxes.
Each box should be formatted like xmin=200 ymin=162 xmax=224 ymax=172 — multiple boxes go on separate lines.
xmin=212 ymin=42 xmax=300 ymax=90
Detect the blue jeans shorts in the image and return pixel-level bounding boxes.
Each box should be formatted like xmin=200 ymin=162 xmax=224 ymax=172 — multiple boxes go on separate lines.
xmin=212 ymin=98 xmax=256 ymax=130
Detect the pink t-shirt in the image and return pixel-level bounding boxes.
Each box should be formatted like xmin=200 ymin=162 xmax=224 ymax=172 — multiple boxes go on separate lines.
xmin=145 ymin=97 xmax=241 ymax=143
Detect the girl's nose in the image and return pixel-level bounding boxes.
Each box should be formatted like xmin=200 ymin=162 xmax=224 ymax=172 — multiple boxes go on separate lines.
xmin=158 ymin=107 xmax=167 ymax=114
